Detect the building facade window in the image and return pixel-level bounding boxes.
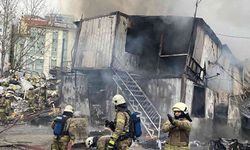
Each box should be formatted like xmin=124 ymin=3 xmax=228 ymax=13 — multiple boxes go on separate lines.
xmin=35 ymin=59 xmax=44 ymax=72
xmin=50 ymin=31 xmax=58 ymax=68
xmin=62 ymin=31 xmax=68 ymax=61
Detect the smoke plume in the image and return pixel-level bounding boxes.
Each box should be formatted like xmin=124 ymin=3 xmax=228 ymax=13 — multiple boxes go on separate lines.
xmin=58 ymin=0 xmax=250 ymax=61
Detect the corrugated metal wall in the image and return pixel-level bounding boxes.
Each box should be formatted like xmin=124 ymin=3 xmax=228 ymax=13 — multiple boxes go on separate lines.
xmin=74 ymin=15 xmax=117 ymax=69
xmin=228 ymin=96 xmax=241 ymax=132
xmin=185 ymin=79 xmax=194 ymax=113
xmin=193 ymin=26 xmax=205 ymax=64
xmin=232 ymin=67 xmax=243 ymax=95
xmin=112 ymin=15 xmax=140 ymax=71
xmin=144 ymin=78 xmax=182 ymax=118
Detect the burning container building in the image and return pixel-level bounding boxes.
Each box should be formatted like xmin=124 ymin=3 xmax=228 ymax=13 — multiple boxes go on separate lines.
xmin=65 ymin=12 xmax=244 ymax=141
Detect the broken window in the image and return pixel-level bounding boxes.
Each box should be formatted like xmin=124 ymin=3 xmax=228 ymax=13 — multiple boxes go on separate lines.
xmin=191 ymin=86 xmax=205 ymax=117
xmin=125 ymin=21 xmax=154 ymax=55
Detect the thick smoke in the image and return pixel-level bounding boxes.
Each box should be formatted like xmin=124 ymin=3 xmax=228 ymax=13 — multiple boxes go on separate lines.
xmin=58 ymin=0 xmax=250 ymax=61
xmin=58 ymin=0 xmax=194 ymax=18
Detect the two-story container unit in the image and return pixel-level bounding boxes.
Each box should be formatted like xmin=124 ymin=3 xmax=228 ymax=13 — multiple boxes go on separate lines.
xmin=65 ymin=11 xmax=243 ymax=140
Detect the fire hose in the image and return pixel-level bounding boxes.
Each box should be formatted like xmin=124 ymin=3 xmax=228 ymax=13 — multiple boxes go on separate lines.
xmin=0 ymin=143 xmax=46 ymax=150
xmin=0 ymin=109 xmax=53 ymax=134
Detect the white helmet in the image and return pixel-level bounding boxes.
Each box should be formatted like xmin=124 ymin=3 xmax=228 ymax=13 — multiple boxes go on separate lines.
xmin=112 ymin=94 xmax=126 ymax=106
xmin=64 ymin=105 xmax=74 ymax=113
xmin=85 ymin=137 xmax=94 ymax=148
xmin=172 ymin=102 xmax=188 ymax=114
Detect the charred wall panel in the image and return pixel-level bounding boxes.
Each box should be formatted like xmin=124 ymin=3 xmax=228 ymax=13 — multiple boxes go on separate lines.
xmin=141 ymin=78 xmax=182 ymax=118
xmin=62 ymin=72 xmax=89 ymax=116
xmin=112 ymin=15 xmax=140 ymax=72
xmin=86 ymin=70 xmax=116 ymax=126
xmin=228 ymin=96 xmax=241 ymax=132
xmin=185 ymin=79 xmax=194 ymax=113
xmin=244 ymin=59 xmax=250 ymax=89
xmin=205 ymin=88 xmax=216 ymax=119
xmin=214 ymin=93 xmax=229 ymax=126
xmin=193 ymin=26 xmax=205 ymax=64
xmin=74 ymin=15 xmax=117 ymax=69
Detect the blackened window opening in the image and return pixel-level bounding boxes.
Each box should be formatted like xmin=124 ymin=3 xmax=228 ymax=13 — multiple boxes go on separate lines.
xmin=191 ymin=86 xmax=205 ymax=117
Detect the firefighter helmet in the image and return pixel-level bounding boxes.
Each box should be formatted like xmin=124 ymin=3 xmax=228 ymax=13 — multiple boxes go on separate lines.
xmin=172 ymin=102 xmax=188 ymax=114
xmin=112 ymin=94 xmax=126 ymax=106
xmin=64 ymin=105 xmax=74 ymax=113
xmin=85 ymin=137 xmax=94 ymax=148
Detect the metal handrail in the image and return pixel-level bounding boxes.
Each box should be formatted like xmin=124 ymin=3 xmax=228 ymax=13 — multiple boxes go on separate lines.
xmin=113 ymin=69 xmax=161 ymax=137
xmin=113 ymin=70 xmax=158 ymax=129
xmin=112 ymin=57 xmax=161 ymax=117
xmin=112 ymin=57 xmax=162 ymax=137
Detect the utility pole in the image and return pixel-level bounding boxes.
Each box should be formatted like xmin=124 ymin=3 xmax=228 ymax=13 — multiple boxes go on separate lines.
xmin=194 ymin=0 xmax=202 ymax=19
xmin=181 ymin=0 xmax=203 ymax=102
xmin=59 ymin=38 xmax=65 ymax=104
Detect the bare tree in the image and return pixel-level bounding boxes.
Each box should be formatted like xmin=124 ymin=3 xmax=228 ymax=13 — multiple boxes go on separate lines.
xmin=13 ymin=26 xmax=51 ymax=72
xmin=10 ymin=0 xmax=50 ymax=74
xmin=22 ymin=0 xmax=46 ymax=17
xmin=0 ymin=0 xmax=18 ymax=76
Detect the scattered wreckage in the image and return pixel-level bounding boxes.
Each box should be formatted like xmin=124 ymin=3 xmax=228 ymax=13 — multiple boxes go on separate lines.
xmin=0 ymin=71 xmax=61 ymax=126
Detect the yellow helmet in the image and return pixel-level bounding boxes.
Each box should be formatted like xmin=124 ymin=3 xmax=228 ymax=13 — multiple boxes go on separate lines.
xmin=112 ymin=94 xmax=126 ymax=106
xmin=64 ymin=105 xmax=74 ymax=113
xmin=172 ymin=102 xmax=188 ymax=114
xmin=85 ymin=137 xmax=94 ymax=148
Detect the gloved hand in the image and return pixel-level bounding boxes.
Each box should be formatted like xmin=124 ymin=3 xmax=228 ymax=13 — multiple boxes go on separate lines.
xmin=167 ymin=114 xmax=175 ymax=126
xmin=105 ymin=120 xmax=110 ymax=127
xmin=107 ymin=139 xmax=115 ymax=150
xmin=105 ymin=120 xmax=115 ymax=131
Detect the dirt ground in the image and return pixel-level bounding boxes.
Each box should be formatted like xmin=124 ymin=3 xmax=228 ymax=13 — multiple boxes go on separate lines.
xmin=0 ymin=124 xmax=154 ymax=150
xmin=0 ymin=124 xmax=52 ymax=149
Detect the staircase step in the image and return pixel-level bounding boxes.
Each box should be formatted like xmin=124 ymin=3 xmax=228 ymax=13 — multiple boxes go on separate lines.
xmin=124 ymin=80 xmax=136 ymax=85
xmin=134 ymin=94 xmax=146 ymax=99
xmin=126 ymin=84 xmax=138 ymax=88
xmin=125 ymin=89 xmax=143 ymax=96
xmin=113 ymin=70 xmax=161 ymax=139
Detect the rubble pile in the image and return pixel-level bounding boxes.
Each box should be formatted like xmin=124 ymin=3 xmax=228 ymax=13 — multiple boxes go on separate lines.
xmin=0 ymin=71 xmax=60 ymax=125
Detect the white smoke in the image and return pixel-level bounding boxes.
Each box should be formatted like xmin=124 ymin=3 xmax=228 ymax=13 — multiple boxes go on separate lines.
xmin=56 ymin=0 xmax=250 ymax=61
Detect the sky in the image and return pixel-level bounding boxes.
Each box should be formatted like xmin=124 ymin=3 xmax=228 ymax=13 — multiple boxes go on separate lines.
xmin=46 ymin=0 xmax=250 ymax=61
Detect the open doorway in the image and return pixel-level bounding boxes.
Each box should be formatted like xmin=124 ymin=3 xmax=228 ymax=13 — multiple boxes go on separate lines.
xmin=191 ymin=86 xmax=205 ymax=117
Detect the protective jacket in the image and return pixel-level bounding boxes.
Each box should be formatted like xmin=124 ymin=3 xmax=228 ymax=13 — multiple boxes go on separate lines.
xmin=109 ymin=111 xmax=132 ymax=150
xmin=162 ymin=118 xmax=191 ymax=150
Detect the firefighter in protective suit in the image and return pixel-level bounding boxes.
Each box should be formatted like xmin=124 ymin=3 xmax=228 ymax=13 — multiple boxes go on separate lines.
xmin=85 ymin=136 xmax=111 ymax=150
xmin=0 ymin=93 xmax=9 ymax=125
xmin=162 ymin=102 xmax=192 ymax=150
xmin=106 ymin=94 xmax=132 ymax=150
xmin=51 ymin=105 xmax=75 ymax=150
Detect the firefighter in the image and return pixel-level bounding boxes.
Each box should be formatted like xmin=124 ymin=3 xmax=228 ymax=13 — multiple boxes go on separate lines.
xmin=38 ymin=84 xmax=47 ymax=110
xmin=67 ymin=111 xmax=89 ymax=146
xmin=85 ymin=136 xmax=111 ymax=150
xmin=0 ymin=93 xmax=8 ymax=125
xmin=51 ymin=105 xmax=75 ymax=150
xmin=106 ymin=94 xmax=132 ymax=150
xmin=26 ymin=87 xmax=36 ymax=112
xmin=162 ymin=102 xmax=192 ymax=150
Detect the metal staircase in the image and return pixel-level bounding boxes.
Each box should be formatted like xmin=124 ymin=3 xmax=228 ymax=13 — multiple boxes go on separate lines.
xmin=112 ymin=69 xmax=162 ymax=139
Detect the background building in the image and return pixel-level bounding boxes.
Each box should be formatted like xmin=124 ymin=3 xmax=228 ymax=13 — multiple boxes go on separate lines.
xmin=16 ymin=14 xmax=76 ymax=76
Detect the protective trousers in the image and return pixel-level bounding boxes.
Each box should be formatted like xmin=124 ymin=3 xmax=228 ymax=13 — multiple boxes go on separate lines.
xmin=51 ymin=135 xmax=70 ymax=150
